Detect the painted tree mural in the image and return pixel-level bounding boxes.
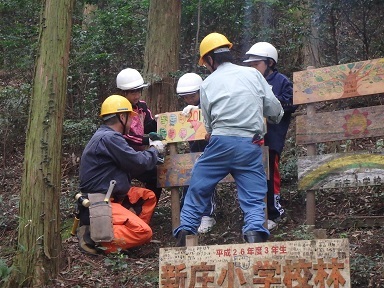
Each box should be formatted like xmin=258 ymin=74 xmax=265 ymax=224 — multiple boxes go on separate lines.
xmin=294 ymin=58 xmax=384 ymax=104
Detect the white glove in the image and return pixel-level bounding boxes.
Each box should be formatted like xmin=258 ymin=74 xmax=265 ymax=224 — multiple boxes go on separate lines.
xmin=267 ymin=107 xmax=284 ymax=124
xmin=149 ymin=139 xmax=165 ymax=154
xmin=181 ymin=105 xmax=198 ymax=116
xmin=154 ymin=114 xmax=159 ymax=120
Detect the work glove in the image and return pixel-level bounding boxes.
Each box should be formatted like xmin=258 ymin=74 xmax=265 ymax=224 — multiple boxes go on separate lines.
xmin=148 ymin=132 xmax=164 ymax=141
xmin=266 ymin=107 xmax=284 ymax=124
xmin=181 ymin=105 xmax=198 ymax=116
xmin=149 ymin=139 xmax=166 ymax=154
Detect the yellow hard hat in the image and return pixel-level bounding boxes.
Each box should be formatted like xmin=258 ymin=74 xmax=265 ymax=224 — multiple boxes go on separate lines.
xmin=198 ymin=32 xmax=233 ymax=66
xmin=100 ymin=95 xmax=137 ymax=118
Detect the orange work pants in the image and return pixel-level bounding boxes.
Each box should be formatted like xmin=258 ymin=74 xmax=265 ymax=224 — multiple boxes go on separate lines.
xmin=101 ymin=187 xmax=156 ymax=253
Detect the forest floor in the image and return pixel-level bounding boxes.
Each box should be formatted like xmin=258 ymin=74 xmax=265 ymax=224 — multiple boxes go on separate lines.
xmin=1 ymin=139 xmax=384 ymax=287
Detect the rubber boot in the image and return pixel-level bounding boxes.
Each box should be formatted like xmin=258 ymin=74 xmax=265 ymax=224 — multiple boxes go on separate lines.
xmin=175 ymin=230 xmax=193 ymax=247
xmin=243 ymin=231 xmax=268 ymax=243
xmin=77 ymin=225 xmax=99 ymax=255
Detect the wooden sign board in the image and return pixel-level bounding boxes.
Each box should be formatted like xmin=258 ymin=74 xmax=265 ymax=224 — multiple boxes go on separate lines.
xmin=157 ymin=152 xmax=233 ymax=188
xmin=298 ymin=152 xmax=384 ymax=191
xmin=159 ymin=239 xmax=350 ymax=287
xmin=157 ymin=109 xmax=207 ymax=143
xmin=293 ymin=57 xmax=384 ymax=105
xmin=157 ymin=147 xmax=269 ymax=188
xmin=296 ymin=105 xmax=384 ymax=144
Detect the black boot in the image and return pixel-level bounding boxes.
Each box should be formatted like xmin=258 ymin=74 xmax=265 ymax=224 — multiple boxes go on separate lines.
xmin=77 ymin=225 xmax=99 ymax=255
xmin=175 ymin=230 xmax=193 ymax=247
xmin=243 ymin=231 xmax=268 ymax=243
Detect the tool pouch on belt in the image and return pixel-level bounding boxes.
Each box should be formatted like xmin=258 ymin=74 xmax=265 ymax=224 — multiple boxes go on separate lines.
xmin=88 ymin=193 xmax=114 ymax=243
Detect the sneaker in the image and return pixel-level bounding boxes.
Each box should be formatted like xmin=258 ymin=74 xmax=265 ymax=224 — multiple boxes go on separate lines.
xmin=77 ymin=225 xmax=99 ymax=255
xmin=267 ymin=219 xmax=278 ymax=231
xmin=268 ymin=216 xmax=287 ymax=231
xmin=198 ymin=216 xmax=216 ymax=234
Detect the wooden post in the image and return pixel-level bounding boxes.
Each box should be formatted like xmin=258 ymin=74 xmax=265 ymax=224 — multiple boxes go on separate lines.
xmin=313 ymin=229 xmax=327 ymax=239
xmin=169 ymin=143 xmax=181 ymax=230
xmin=186 ymin=235 xmax=198 ymax=246
xmin=305 ymin=66 xmax=317 ymax=226
xmin=168 ymin=143 xmax=197 ymax=244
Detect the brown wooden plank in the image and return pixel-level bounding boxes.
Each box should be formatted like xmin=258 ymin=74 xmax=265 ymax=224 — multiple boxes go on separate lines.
xmin=157 ymin=152 xmax=231 ymax=187
xmin=293 ymin=58 xmax=384 ymax=105
xmin=298 ymin=151 xmax=384 ymax=191
xmin=296 ymin=105 xmax=384 ymax=144
xmin=157 ymin=147 xmax=269 ymax=188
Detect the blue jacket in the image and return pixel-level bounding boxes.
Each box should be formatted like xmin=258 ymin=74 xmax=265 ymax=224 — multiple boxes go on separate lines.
xmin=264 ymin=70 xmax=297 ymax=154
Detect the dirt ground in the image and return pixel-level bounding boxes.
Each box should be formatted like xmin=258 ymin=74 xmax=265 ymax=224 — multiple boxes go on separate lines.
xmin=1 ymin=147 xmax=383 ymax=287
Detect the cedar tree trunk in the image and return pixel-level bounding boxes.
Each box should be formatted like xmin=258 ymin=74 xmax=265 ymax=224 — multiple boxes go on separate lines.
xmin=6 ymin=0 xmax=75 ymax=286
xmin=142 ymin=0 xmax=181 ymax=114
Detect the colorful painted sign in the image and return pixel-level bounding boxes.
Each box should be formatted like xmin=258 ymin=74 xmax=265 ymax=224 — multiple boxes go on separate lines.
xmin=296 ymin=105 xmax=384 ymax=144
xmin=293 ymin=58 xmax=384 ymax=105
xmin=298 ymin=152 xmax=384 ymax=191
xmin=159 ymin=239 xmax=350 ymax=287
xmin=157 ymin=109 xmax=207 ymax=143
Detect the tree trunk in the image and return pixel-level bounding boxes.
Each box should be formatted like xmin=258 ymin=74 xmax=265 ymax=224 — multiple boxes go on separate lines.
xmin=303 ymin=0 xmax=321 ymax=68
xmin=6 ymin=0 xmax=75 ymax=287
xmin=192 ymin=0 xmax=201 ymax=72
xmin=142 ymin=0 xmax=181 ymax=115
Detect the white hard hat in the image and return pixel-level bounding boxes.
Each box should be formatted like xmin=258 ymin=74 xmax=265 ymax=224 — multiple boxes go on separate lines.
xmin=176 ymin=73 xmax=203 ymax=96
xmin=116 ymin=68 xmax=149 ymax=90
xmin=244 ymin=42 xmax=278 ymax=63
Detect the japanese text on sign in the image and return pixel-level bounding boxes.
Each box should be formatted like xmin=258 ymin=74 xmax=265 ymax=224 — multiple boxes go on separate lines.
xmin=159 ymin=239 xmax=350 ymax=287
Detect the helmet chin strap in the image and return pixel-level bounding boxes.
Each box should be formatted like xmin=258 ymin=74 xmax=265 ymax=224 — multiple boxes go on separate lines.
xmin=263 ymin=59 xmax=277 ymax=78
xmin=263 ymin=60 xmax=271 ymax=78
xmin=206 ymin=56 xmax=216 ymax=73
xmin=118 ymin=113 xmax=129 ymax=135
